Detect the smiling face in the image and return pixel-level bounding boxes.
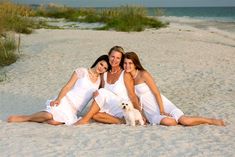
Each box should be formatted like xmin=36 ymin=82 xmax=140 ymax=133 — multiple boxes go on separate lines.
xmin=109 ymin=50 xmax=123 ymax=67
xmin=123 ymin=58 xmax=136 ymax=73
xmin=95 ymin=60 xmax=109 ymax=74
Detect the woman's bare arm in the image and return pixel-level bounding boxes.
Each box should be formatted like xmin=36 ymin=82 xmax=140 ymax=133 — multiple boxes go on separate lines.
xmin=124 ymin=72 xmax=141 ymax=110
xmin=142 ymin=71 xmax=166 ymax=115
xmin=51 ymin=72 xmax=78 ymax=106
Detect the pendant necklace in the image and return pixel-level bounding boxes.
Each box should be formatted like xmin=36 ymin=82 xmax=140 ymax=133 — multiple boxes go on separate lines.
xmin=110 ymin=67 xmax=121 ymax=74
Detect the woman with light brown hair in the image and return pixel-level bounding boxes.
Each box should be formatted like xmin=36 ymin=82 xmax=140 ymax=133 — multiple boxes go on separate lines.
xmin=123 ymin=51 xmax=224 ymax=126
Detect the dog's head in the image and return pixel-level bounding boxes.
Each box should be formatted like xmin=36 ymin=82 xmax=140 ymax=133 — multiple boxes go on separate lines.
xmin=121 ymin=101 xmax=134 ymax=111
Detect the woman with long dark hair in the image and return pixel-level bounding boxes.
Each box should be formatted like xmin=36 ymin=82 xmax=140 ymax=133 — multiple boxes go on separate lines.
xmin=8 ymin=55 xmax=110 ymax=125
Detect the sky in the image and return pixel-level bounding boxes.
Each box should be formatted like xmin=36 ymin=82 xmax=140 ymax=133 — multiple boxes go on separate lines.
xmin=12 ymin=0 xmax=235 ymax=7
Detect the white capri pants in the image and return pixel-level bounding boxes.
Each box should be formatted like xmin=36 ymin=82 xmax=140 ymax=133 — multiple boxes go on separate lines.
xmin=95 ymin=88 xmax=124 ymax=118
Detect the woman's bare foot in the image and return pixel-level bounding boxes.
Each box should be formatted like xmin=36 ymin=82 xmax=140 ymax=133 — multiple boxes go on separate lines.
xmin=213 ymin=119 xmax=225 ymax=126
xmin=74 ymin=118 xmax=89 ymax=125
xmin=47 ymin=120 xmax=63 ymax=125
xmin=7 ymin=115 xmax=29 ymax=122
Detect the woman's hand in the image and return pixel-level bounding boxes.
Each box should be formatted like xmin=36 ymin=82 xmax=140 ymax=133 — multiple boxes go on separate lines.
xmin=160 ymin=112 xmax=171 ymax=117
xmin=140 ymin=111 xmax=148 ymax=124
xmin=50 ymin=99 xmax=60 ymax=106
xmin=93 ymin=90 xmax=99 ymax=98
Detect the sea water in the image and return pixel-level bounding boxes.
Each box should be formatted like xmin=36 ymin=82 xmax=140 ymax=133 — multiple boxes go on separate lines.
xmin=148 ymin=7 xmax=235 ymax=33
xmin=11 ymin=0 xmax=235 ymax=32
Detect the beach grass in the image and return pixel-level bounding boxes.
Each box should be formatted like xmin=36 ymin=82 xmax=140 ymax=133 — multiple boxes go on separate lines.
xmin=35 ymin=3 xmax=82 ymax=21
xmin=0 ymin=1 xmax=28 ymax=67
xmin=0 ymin=1 xmax=52 ymax=67
xmin=34 ymin=5 xmax=167 ymax=32
xmin=0 ymin=2 xmax=167 ymax=67
xmin=0 ymin=1 xmax=55 ymax=33
xmin=0 ymin=1 xmax=35 ymax=34
xmin=0 ymin=33 xmax=18 ymax=66
xmin=86 ymin=6 xmax=167 ymax=31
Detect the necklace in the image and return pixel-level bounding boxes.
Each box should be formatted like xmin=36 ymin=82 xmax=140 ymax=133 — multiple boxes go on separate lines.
xmin=132 ymin=69 xmax=138 ymax=79
xmin=109 ymin=67 xmax=121 ymax=74
xmin=88 ymin=68 xmax=99 ymax=78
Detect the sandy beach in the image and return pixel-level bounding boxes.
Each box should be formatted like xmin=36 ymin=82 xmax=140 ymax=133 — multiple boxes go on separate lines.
xmin=0 ymin=22 xmax=235 ymax=156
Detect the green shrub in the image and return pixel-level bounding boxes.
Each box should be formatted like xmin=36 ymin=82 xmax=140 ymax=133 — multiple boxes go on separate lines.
xmin=81 ymin=6 xmax=167 ymax=32
xmin=0 ymin=70 xmax=7 ymax=82
xmin=0 ymin=1 xmax=61 ymax=67
xmin=35 ymin=4 xmax=84 ymax=21
xmin=0 ymin=33 xmax=18 ymax=66
xmin=0 ymin=1 xmax=35 ymax=34
xmin=33 ymin=5 xmax=167 ymax=32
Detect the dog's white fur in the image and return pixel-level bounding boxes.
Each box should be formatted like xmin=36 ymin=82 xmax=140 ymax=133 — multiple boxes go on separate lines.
xmin=121 ymin=101 xmax=144 ymax=126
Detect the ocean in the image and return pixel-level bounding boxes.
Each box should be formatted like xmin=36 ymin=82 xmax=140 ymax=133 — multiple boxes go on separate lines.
xmin=147 ymin=7 xmax=235 ymax=33
xmin=148 ymin=7 xmax=235 ymax=22
xmin=12 ymin=0 xmax=235 ymax=32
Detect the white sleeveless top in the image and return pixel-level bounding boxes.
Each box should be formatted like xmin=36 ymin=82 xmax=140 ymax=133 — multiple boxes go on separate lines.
xmin=135 ymin=83 xmax=155 ymax=109
xmin=45 ymin=68 xmax=101 ymax=125
xmin=66 ymin=68 xmax=101 ymax=112
xmin=135 ymin=83 xmax=150 ymax=97
xmin=103 ymin=70 xmax=130 ymax=101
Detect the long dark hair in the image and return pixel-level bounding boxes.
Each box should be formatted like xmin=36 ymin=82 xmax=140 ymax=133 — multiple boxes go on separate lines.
xmin=124 ymin=52 xmax=145 ymax=71
xmin=108 ymin=46 xmax=125 ymax=69
xmin=91 ymin=54 xmax=111 ymax=71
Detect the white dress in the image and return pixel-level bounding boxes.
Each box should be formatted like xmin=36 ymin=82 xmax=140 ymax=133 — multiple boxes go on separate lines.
xmin=95 ymin=71 xmax=129 ymax=118
xmin=135 ymin=83 xmax=184 ymax=125
xmin=45 ymin=68 xmax=100 ymax=125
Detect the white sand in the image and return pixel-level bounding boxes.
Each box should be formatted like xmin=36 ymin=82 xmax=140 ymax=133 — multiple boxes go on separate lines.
xmin=0 ymin=23 xmax=235 ymax=156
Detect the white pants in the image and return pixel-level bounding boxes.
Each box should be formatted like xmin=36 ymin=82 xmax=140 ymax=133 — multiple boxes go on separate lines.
xmin=95 ymin=88 xmax=124 ymax=118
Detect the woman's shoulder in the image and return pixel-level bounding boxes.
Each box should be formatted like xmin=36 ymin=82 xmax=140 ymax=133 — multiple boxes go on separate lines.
xmin=75 ymin=67 xmax=87 ymax=78
xmin=75 ymin=67 xmax=87 ymax=71
xmin=123 ymin=70 xmax=132 ymax=77
xmin=139 ymin=70 xmax=150 ymax=78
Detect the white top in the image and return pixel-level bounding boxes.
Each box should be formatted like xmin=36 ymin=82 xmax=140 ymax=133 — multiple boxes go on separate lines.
xmin=66 ymin=68 xmax=101 ymax=112
xmin=103 ymin=70 xmax=130 ymax=101
xmin=45 ymin=68 xmax=101 ymax=125
xmin=93 ymin=70 xmax=129 ymax=118
xmin=135 ymin=83 xmax=158 ymax=113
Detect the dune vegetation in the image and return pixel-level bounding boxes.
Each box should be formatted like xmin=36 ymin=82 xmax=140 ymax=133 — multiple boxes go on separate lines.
xmin=0 ymin=1 xmax=33 ymax=67
xmin=34 ymin=4 xmax=167 ymax=32
xmin=0 ymin=1 xmax=167 ymax=68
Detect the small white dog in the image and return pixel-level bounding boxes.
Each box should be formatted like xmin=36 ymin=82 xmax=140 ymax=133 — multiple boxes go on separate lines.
xmin=121 ymin=101 xmax=144 ymax=126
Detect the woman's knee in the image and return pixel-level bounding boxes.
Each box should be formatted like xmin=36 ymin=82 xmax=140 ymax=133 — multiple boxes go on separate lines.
xmin=40 ymin=112 xmax=53 ymax=120
xmin=92 ymin=113 xmax=102 ymax=121
xmin=46 ymin=113 xmax=53 ymax=119
xmin=160 ymin=117 xmax=177 ymax=126
xmin=178 ymin=116 xmax=192 ymax=126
